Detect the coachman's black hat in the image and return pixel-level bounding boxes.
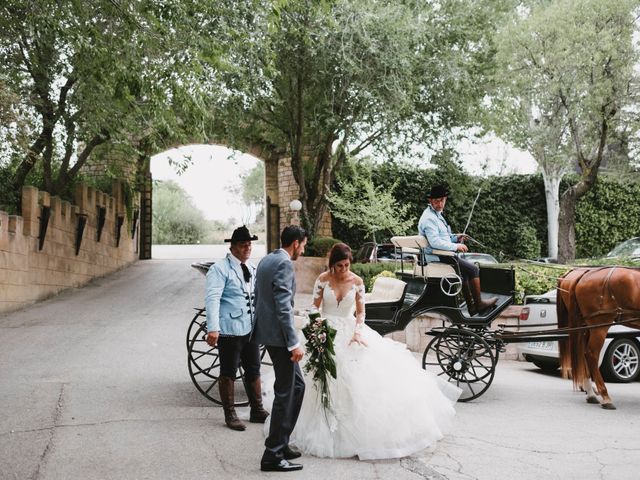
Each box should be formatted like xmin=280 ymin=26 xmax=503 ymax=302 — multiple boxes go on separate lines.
xmin=225 ymin=225 xmax=258 ymax=242
xmin=426 ymin=184 xmax=450 ymax=199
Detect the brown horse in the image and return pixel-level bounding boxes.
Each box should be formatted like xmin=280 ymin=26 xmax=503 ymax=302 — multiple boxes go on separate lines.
xmin=557 ymin=266 xmax=640 ymax=409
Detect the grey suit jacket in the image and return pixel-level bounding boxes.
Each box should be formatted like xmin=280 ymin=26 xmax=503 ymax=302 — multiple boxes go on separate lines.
xmin=252 ymin=249 xmax=297 ymax=349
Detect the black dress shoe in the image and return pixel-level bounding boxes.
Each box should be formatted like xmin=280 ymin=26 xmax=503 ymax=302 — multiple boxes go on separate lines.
xmin=260 ymin=459 xmax=303 ymax=472
xmin=283 ymin=446 xmax=302 ymax=460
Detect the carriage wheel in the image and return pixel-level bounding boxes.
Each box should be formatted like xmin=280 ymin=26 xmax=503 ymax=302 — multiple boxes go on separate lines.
xmin=187 ymin=319 xmax=270 ymax=406
xmin=186 ymin=308 xmax=206 ymax=350
xmin=422 ymin=327 xmax=497 ymax=402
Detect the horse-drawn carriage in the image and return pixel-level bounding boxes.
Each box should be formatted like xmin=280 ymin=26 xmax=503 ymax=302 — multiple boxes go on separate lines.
xmin=186 ymin=234 xmax=517 ymax=405
xmin=186 ymin=239 xmax=640 ymax=408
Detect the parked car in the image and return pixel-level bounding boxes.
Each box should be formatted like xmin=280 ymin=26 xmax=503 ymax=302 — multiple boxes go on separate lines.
xmin=604 ymin=237 xmax=640 ymax=260
xmin=458 ymin=252 xmax=499 ymax=266
xmin=534 ymin=257 xmax=558 ymax=264
xmin=355 ymin=242 xmax=416 ymax=264
xmin=517 ymin=289 xmax=640 ymax=382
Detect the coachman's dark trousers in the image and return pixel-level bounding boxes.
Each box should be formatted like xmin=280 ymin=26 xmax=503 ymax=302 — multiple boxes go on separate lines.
xmin=217 ymin=333 xmax=261 ymax=380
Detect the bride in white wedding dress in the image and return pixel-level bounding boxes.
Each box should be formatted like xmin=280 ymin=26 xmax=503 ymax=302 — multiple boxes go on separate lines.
xmin=264 ymin=243 xmax=461 ymax=460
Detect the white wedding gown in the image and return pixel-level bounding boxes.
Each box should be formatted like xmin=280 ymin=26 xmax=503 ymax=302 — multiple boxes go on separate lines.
xmin=263 ymin=278 xmax=461 ymax=460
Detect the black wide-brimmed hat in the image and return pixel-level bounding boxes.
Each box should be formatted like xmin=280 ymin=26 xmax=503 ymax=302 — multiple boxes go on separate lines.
xmin=225 ymin=225 xmax=258 ymax=242
xmin=426 ymin=184 xmax=450 ymax=199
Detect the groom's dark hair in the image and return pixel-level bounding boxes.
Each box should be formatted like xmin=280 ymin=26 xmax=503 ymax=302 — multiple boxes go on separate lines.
xmin=281 ymin=225 xmax=307 ymax=247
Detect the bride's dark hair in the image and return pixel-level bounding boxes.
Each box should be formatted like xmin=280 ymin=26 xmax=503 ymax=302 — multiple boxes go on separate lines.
xmin=328 ymin=243 xmax=353 ymax=268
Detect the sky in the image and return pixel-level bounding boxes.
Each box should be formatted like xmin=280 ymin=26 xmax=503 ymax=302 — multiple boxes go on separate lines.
xmin=150 ymin=138 xmax=537 ymax=222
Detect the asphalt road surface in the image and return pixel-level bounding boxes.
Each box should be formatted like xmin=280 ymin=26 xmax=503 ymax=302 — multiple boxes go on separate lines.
xmin=1 ymin=246 xmax=639 ymax=479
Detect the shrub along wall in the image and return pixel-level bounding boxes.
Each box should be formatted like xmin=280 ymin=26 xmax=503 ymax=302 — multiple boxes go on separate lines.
xmin=332 ymin=162 xmax=640 ymax=260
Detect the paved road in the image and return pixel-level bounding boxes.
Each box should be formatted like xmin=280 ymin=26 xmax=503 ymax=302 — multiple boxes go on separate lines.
xmin=1 ymin=248 xmax=640 ymax=479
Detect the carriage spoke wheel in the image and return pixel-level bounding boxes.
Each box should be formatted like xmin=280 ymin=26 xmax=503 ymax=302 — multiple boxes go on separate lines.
xmin=422 ymin=327 xmax=497 ymax=402
xmin=187 ymin=320 xmax=270 ymax=406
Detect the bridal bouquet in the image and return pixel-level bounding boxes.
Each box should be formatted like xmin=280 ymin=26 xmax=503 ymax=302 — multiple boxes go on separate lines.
xmin=301 ymin=309 xmax=337 ymax=413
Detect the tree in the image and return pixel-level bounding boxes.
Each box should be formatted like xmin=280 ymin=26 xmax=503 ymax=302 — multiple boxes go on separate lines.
xmin=0 ymin=1 xmax=218 ymax=207
xmin=488 ymin=0 xmax=639 ymax=262
xmin=152 ymin=180 xmax=207 ymax=244
xmin=241 ymin=162 xmax=265 ymax=222
xmin=209 ymin=0 xmax=512 ymax=238
xmin=328 ymin=161 xmax=415 ymax=244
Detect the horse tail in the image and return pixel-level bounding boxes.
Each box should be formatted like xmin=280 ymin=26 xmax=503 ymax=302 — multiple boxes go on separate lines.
xmin=558 ymin=269 xmax=589 ymax=389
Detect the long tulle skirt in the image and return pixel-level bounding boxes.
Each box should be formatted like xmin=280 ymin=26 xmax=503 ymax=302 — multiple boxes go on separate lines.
xmin=263 ymin=314 xmax=461 ymax=460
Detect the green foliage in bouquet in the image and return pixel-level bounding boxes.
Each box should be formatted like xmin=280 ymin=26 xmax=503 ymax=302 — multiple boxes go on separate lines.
xmin=302 ymin=311 xmax=337 ymax=413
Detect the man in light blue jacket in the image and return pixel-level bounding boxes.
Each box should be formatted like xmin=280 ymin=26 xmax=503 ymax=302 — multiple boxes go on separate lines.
xmin=205 ymin=225 xmax=268 ymax=431
xmin=418 ymin=184 xmax=497 ymax=315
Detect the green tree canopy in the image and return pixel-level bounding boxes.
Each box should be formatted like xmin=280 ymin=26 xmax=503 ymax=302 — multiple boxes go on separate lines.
xmin=328 ymin=161 xmax=415 ymax=243
xmin=0 ymin=0 xmax=221 ymax=207
xmin=208 ymin=0 xmax=513 ymax=238
xmin=152 ymin=180 xmax=207 ymax=245
xmin=487 ymin=0 xmax=640 ymax=262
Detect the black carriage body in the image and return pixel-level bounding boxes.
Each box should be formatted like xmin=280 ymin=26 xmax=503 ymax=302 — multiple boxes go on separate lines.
xmin=365 ymin=264 xmax=516 ymax=335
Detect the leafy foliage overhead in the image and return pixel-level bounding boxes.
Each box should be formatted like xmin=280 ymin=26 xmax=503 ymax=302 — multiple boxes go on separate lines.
xmin=0 ymin=0 xmax=223 ymax=204
xmin=209 ymin=0 xmax=514 ymax=237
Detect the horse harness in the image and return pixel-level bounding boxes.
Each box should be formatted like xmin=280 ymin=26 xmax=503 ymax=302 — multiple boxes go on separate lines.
xmin=577 ymin=266 xmax=640 ymax=323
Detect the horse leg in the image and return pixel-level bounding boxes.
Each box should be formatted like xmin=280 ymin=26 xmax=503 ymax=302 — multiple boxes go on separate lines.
xmin=585 ymin=329 xmax=615 ymax=409
xmin=580 ymin=331 xmax=600 ymax=404
xmin=581 ymin=377 xmax=600 ymax=404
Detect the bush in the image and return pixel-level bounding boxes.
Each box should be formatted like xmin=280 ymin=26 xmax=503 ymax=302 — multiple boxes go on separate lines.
xmin=369 ymin=270 xmax=398 ymax=291
xmin=350 ymin=263 xmax=396 ymax=292
xmin=306 ymin=236 xmax=342 ymax=257
xmin=513 ymin=224 xmax=541 ymax=260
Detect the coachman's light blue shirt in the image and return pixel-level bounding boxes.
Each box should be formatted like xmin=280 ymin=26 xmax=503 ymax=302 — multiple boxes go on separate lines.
xmin=418 ymin=205 xmax=458 ymax=254
xmin=204 ymin=252 xmax=256 ymax=336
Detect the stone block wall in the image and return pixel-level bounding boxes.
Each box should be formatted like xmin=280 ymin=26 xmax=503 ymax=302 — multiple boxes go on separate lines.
xmin=277 ymin=157 xmax=332 ymax=237
xmin=0 ymin=183 xmax=139 ymax=314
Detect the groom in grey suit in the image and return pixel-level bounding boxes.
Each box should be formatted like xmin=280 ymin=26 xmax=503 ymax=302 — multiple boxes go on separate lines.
xmin=253 ymin=225 xmax=307 ymax=472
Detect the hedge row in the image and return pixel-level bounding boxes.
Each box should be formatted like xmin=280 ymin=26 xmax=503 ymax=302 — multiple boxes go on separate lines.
xmin=332 ymin=162 xmax=640 ymax=260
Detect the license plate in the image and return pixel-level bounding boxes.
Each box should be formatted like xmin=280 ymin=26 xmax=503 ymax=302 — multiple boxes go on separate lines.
xmin=527 ymin=341 xmax=555 ymax=351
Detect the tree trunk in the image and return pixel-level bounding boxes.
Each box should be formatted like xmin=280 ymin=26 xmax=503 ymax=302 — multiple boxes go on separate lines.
xmin=541 ymin=169 xmax=562 ymax=259
xmin=557 ymin=187 xmax=577 ymax=263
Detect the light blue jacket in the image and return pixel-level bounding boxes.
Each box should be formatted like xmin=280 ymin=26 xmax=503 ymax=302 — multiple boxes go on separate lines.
xmin=251 ymin=249 xmax=298 ymax=349
xmin=205 ymin=253 xmax=256 ymax=336
xmin=418 ymin=205 xmax=458 ymax=254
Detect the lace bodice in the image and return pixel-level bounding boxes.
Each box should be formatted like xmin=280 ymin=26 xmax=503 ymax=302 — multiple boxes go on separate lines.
xmin=312 ymin=278 xmax=366 ymax=319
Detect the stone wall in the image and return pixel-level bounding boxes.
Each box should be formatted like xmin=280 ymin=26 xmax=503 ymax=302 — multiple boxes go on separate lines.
xmin=388 ymin=306 xmax=523 ymax=359
xmin=277 ymin=158 xmax=332 ymax=237
xmin=0 ymin=184 xmax=139 ymax=314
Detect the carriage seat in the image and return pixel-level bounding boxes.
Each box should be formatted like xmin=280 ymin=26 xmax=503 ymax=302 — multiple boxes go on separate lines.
xmin=390 ymin=235 xmax=456 ymax=278
xmin=365 ymin=277 xmax=407 ymax=304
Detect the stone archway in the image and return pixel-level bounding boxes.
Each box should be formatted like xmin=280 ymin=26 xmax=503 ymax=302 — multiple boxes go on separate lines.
xmin=140 ymin=145 xmax=330 ymax=259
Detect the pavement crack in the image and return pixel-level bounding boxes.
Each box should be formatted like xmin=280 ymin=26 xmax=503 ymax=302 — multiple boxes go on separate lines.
xmin=31 ymin=382 xmax=66 ymax=480
xmin=400 ymin=457 xmax=449 ymax=480
xmin=1 ymin=416 xmax=219 ymax=436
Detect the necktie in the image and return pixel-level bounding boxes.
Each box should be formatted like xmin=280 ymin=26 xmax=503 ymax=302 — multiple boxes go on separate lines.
xmin=241 ymin=263 xmax=251 ymax=283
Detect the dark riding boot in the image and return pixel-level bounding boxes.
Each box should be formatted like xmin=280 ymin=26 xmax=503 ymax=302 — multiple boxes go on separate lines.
xmin=462 ymin=282 xmax=477 ymax=316
xmin=219 ymin=376 xmax=246 ymax=431
xmin=471 ymin=277 xmax=498 ymax=314
xmin=245 ymin=377 xmax=269 ymax=423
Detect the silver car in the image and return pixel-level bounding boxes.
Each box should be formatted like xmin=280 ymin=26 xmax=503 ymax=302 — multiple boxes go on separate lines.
xmin=517 ymin=289 xmax=640 ymax=382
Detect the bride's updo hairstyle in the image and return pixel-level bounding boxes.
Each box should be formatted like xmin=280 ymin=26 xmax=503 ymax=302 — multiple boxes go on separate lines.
xmin=328 ymin=243 xmax=353 ymax=270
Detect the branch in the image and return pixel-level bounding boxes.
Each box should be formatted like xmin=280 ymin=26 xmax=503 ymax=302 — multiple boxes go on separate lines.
xmin=65 ymin=130 xmax=111 ymax=182
xmin=558 ymin=89 xmax=586 ymax=169
xmin=349 ymin=128 xmax=386 ymax=157
xmin=55 ymin=76 xmax=77 ymax=120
